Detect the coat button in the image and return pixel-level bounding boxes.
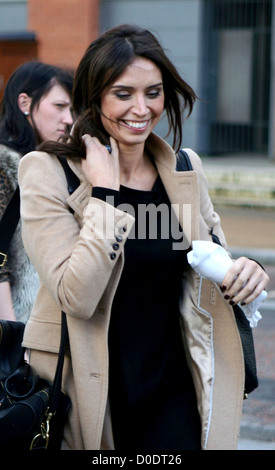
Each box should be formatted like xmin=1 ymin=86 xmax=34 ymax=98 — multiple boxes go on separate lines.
xmin=119 ymin=225 xmax=127 ymax=234
xmin=112 ymin=243 xmax=119 ymax=251
xmin=110 ymin=252 xmax=116 ymax=260
xmin=116 ymin=235 xmax=123 ymax=242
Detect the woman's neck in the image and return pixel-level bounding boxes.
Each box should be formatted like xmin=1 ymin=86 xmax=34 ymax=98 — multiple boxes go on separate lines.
xmin=118 ymin=143 xmax=157 ymax=191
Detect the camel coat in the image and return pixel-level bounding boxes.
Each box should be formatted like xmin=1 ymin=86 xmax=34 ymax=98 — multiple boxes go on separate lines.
xmin=18 ymin=133 xmax=244 ymax=450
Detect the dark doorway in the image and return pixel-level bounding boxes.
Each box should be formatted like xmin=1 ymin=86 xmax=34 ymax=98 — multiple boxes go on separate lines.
xmin=0 ymin=35 xmax=37 ymax=102
xmin=200 ymin=0 xmax=272 ymax=155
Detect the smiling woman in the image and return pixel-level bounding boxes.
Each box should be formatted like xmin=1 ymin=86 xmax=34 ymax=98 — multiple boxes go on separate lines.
xmin=18 ymin=25 xmax=270 ymax=451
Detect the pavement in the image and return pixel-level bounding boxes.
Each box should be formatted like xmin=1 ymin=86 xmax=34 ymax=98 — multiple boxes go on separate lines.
xmin=202 ymin=155 xmax=275 ymax=450
xmin=226 ymin=242 xmax=275 ymax=451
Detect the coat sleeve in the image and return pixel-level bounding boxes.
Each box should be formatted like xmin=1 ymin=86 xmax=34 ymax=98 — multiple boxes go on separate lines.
xmin=18 ymin=151 xmax=135 ymax=320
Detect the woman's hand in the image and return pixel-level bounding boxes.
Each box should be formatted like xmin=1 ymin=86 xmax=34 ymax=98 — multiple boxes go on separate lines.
xmin=221 ymin=257 xmax=270 ymax=306
xmin=81 ymin=135 xmax=120 ymax=190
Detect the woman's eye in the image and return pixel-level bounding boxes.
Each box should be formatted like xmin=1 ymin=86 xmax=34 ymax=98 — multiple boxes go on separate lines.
xmin=113 ymin=88 xmax=162 ymax=100
xmin=115 ymin=93 xmax=130 ymax=100
xmin=147 ymin=90 xmax=161 ymax=98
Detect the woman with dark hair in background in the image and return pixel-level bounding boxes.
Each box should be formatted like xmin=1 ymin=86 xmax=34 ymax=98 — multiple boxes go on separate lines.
xmin=19 ymin=26 xmax=269 ymax=450
xmin=0 ymin=61 xmax=74 ymax=322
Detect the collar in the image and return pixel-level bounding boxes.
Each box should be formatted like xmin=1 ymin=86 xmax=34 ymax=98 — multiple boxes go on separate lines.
xmin=63 ymin=134 xmax=200 ymax=242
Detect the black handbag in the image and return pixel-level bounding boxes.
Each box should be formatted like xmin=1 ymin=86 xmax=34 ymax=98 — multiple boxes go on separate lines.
xmin=0 ymin=187 xmax=71 ymax=450
xmin=177 ymin=149 xmax=258 ymax=397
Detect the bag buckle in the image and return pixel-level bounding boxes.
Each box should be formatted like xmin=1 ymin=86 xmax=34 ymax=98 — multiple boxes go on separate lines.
xmin=30 ymin=408 xmax=55 ymax=450
xmin=0 ymin=252 xmax=7 ymax=267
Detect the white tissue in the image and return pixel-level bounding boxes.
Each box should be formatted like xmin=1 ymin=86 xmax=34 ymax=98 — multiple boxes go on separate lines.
xmin=187 ymin=241 xmax=267 ymax=327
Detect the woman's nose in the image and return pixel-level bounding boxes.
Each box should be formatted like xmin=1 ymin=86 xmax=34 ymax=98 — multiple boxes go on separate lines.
xmin=63 ymin=108 xmax=74 ymax=125
xmin=132 ymin=95 xmax=148 ymax=116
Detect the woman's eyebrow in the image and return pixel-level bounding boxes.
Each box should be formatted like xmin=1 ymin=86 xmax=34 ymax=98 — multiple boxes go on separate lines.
xmin=147 ymin=82 xmax=163 ymax=89
xmin=110 ymin=82 xmax=163 ymax=90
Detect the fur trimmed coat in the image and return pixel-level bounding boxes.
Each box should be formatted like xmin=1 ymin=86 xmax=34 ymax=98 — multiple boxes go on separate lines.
xmin=0 ymin=144 xmax=39 ymax=323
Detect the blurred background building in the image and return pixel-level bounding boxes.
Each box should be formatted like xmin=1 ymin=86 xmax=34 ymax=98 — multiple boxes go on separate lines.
xmin=0 ymin=0 xmax=274 ymax=160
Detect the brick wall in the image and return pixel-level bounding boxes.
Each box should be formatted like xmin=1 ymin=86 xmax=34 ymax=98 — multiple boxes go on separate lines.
xmin=28 ymin=0 xmax=99 ymax=71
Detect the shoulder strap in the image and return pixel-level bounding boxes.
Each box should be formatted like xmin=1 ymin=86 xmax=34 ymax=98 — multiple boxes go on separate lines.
xmin=176 ymin=149 xmax=193 ymax=172
xmin=57 ymin=157 xmax=80 ymax=195
xmin=0 ymin=186 xmax=20 ymax=267
xmin=176 ymin=149 xmax=222 ymax=246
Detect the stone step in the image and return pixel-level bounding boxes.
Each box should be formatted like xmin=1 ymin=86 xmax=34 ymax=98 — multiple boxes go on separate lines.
xmin=206 ymin=182 xmax=275 ymax=207
xmin=205 ymin=172 xmax=275 ymax=186
xmin=202 ymin=158 xmax=275 ymax=208
xmin=208 ymin=195 xmax=275 ymax=208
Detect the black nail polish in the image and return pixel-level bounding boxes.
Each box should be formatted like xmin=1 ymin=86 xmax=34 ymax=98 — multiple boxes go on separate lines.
xmin=229 ymin=300 xmax=235 ymax=305
xmin=224 ymin=295 xmax=230 ymax=300
xmin=241 ymin=302 xmax=246 ymax=306
xmin=220 ymin=285 xmax=226 ymax=293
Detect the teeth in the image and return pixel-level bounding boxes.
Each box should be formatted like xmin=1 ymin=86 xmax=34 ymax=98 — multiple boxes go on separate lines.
xmin=124 ymin=121 xmax=147 ymax=129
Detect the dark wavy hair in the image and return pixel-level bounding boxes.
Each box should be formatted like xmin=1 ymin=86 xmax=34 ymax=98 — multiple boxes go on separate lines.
xmin=0 ymin=61 xmax=74 ymax=155
xmin=40 ymin=23 xmax=197 ymax=157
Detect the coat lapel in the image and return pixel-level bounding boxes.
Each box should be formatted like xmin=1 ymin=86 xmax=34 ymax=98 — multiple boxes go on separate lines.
xmin=147 ymin=134 xmax=200 ymax=244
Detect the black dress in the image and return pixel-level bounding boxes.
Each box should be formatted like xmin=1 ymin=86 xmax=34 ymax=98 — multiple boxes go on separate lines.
xmin=93 ymin=176 xmax=201 ymax=451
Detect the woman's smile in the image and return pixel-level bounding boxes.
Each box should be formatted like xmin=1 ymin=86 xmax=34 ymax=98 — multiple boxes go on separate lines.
xmin=121 ymin=119 xmax=150 ymax=131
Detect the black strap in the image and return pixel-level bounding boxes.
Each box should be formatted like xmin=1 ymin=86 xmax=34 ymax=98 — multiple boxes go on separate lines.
xmin=0 ymin=186 xmax=20 ymax=266
xmin=57 ymin=157 xmax=80 ymax=195
xmin=176 ymin=149 xmax=218 ymax=241
xmin=48 ymin=311 xmax=68 ymax=412
xmin=176 ymin=149 xmax=193 ymax=172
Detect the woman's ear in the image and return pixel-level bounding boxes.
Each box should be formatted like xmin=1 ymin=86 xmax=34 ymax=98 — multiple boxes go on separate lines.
xmin=18 ymin=93 xmax=32 ymax=116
